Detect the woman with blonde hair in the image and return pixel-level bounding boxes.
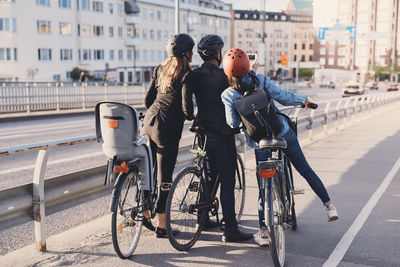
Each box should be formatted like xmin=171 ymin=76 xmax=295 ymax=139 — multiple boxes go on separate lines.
xmin=142 ymin=33 xmax=194 ymax=237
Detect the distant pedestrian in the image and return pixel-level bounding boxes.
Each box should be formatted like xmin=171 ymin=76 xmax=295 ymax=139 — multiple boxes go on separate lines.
xmin=79 ymin=71 xmax=86 ymax=85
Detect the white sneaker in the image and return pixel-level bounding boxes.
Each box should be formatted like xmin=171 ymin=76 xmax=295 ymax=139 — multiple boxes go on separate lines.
xmin=326 ymin=206 xmax=339 ymax=222
xmin=254 ymin=230 xmax=269 ymax=246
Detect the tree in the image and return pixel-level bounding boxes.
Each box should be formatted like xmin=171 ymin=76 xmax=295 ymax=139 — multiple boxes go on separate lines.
xmin=298 ymin=68 xmax=314 ymax=78
xmin=70 ymin=67 xmax=96 ymax=81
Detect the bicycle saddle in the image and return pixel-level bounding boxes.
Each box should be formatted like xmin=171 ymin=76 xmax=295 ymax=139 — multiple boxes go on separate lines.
xmin=189 ymin=125 xmax=207 ymax=134
xmin=259 ymin=137 xmax=287 ymax=149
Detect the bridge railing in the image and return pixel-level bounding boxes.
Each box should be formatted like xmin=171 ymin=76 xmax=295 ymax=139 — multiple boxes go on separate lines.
xmin=0 ymin=91 xmax=399 ymax=252
xmin=0 ymin=83 xmax=146 ymax=113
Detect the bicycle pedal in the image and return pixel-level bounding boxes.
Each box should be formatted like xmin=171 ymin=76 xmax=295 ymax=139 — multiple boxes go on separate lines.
xmin=291 ymin=189 xmax=305 ymax=195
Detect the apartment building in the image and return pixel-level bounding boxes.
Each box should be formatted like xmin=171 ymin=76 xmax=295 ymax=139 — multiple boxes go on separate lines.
xmin=232 ymin=9 xmax=314 ymax=78
xmin=316 ymin=0 xmax=400 ymax=82
xmin=0 ymin=0 xmax=232 ymax=83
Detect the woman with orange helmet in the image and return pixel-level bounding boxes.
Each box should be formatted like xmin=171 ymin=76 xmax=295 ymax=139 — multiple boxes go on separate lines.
xmin=221 ymin=48 xmax=338 ymax=246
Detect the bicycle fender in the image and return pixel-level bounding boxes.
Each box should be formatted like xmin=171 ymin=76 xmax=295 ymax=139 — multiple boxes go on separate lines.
xmin=110 ymin=174 xmax=124 ymax=212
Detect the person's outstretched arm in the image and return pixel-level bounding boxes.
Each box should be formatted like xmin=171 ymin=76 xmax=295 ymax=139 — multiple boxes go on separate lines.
xmin=144 ymin=67 xmax=159 ymax=109
xmin=182 ymin=71 xmax=194 ymax=120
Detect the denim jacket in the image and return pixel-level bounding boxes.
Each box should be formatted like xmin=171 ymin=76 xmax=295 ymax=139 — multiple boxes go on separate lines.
xmin=221 ymin=72 xmax=307 ymax=149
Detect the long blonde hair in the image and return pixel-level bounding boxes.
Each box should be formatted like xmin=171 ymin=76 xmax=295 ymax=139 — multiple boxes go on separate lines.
xmin=158 ymin=55 xmax=191 ymax=93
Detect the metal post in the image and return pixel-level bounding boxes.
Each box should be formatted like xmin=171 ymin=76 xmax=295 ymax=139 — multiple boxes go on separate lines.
xmin=262 ymin=0 xmax=267 ymax=76
xmin=350 ymin=0 xmax=357 ymax=70
xmin=104 ymin=83 xmax=108 ymax=100
xmin=335 ymin=100 xmax=342 ymax=130
xmin=82 ymin=83 xmax=86 ymax=109
xmin=124 ymin=83 xmax=128 ymax=104
xmin=25 ymin=83 xmax=31 ymax=113
xmin=308 ymin=109 xmax=315 ymax=141
xmin=324 ymin=102 xmax=331 ymax=135
xmin=56 ymin=83 xmax=60 ymax=111
xmin=391 ymin=0 xmax=399 ymax=77
xmin=33 ymin=149 xmax=49 ymax=252
xmin=175 ymin=0 xmax=180 ymax=34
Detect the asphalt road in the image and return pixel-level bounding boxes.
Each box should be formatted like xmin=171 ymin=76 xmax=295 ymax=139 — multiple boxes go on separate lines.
xmin=1 ymin=101 xmax=400 ymax=266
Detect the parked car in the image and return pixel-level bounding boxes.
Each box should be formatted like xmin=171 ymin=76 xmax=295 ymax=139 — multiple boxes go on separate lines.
xmin=320 ymin=81 xmax=335 ymax=89
xmin=342 ymin=82 xmax=365 ymax=97
xmin=387 ymin=83 xmax=399 ymax=91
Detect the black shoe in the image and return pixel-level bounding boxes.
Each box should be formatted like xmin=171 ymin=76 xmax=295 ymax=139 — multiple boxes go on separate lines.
xmin=222 ymin=229 xmax=253 ymax=242
xmin=203 ymin=219 xmax=219 ymax=230
xmin=155 ymin=227 xmax=179 ymax=238
xmin=143 ymin=218 xmax=155 ymax=231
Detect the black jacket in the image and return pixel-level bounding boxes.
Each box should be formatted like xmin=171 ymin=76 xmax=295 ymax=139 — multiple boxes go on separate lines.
xmin=183 ymin=62 xmax=235 ymax=136
xmin=142 ymin=65 xmax=190 ymax=144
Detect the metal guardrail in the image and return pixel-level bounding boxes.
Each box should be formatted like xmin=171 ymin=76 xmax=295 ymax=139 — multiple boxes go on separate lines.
xmin=0 ymin=92 xmax=399 ymax=251
xmin=0 ymin=83 xmax=147 ymax=113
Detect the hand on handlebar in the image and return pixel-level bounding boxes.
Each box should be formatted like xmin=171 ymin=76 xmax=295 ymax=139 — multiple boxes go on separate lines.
xmin=304 ymin=97 xmax=318 ymax=110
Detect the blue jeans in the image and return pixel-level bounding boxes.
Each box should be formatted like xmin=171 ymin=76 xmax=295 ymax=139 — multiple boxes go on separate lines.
xmin=205 ymin=133 xmax=238 ymax=231
xmin=255 ymin=128 xmax=331 ymax=229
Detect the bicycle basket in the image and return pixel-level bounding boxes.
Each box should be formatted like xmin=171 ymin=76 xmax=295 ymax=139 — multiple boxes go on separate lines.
xmin=95 ymin=101 xmax=140 ymax=160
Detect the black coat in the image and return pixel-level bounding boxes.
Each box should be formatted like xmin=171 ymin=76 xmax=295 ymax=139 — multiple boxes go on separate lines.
xmin=183 ymin=62 xmax=236 ymax=136
xmin=142 ymin=65 xmax=190 ymax=145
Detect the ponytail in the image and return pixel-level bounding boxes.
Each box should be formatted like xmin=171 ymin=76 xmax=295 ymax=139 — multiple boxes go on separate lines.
xmin=228 ymin=71 xmax=260 ymax=95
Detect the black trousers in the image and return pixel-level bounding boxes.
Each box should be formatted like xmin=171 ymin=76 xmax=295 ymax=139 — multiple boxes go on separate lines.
xmin=150 ymin=138 xmax=180 ymax=214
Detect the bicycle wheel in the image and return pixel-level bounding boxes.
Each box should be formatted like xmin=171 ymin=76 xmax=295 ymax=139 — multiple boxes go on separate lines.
xmin=111 ymin=171 xmax=143 ymax=259
xmin=234 ymin=154 xmax=246 ymax=222
xmin=166 ymin=166 xmax=206 ymax=251
xmin=266 ymin=178 xmax=286 ymax=267
xmin=285 ymin=158 xmax=297 ymax=231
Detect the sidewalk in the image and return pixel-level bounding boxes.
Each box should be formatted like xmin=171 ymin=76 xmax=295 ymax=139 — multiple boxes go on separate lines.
xmin=1 ymin=102 xmax=400 ymax=267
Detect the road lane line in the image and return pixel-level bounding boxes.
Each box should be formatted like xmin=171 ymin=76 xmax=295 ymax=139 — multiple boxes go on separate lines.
xmin=0 ymin=152 xmax=104 ymax=175
xmin=323 ymin=156 xmax=400 ymax=267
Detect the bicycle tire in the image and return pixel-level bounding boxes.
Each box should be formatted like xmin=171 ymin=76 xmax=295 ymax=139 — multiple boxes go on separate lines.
xmin=111 ymin=171 xmax=143 ymax=259
xmin=285 ymin=158 xmax=297 ymax=231
xmin=234 ymin=154 xmax=246 ymax=222
xmin=266 ymin=178 xmax=286 ymax=267
xmin=166 ymin=166 xmax=206 ymax=251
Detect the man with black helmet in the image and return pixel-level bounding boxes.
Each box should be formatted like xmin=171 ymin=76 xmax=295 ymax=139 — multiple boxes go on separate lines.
xmin=142 ymin=33 xmax=195 ymax=238
xmin=183 ymin=34 xmax=253 ymax=242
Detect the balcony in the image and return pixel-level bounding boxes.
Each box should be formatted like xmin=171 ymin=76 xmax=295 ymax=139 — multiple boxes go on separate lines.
xmin=125 ymin=37 xmax=141 ymax=47
xmin=125 ymin=14 xmax=141 ymax=25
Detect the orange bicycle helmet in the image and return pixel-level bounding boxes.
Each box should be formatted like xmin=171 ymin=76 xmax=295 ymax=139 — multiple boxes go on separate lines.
xmin=222 ymin=48 xmax=250 ymax=77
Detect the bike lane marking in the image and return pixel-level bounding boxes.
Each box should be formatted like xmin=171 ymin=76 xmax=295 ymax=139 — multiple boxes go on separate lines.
xmin=323 ymin=155 xmax=400 ymax=267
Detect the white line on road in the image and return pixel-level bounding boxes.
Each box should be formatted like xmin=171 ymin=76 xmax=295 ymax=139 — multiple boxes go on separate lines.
xmin=323 ymin=156 xmax=400 ymax=267
xmin=0 ymin=152 xmax=104 ymax=176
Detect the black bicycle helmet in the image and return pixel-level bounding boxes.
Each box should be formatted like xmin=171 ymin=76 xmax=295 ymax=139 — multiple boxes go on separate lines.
xmin=197 ymin=34 xmax=224 ymax=57
xmin=166 ymin=33 xmax=195 ymax=58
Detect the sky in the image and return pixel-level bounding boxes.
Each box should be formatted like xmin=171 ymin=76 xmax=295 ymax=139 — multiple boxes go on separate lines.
xmin=224 ymin=0 xmax=338 ymax=28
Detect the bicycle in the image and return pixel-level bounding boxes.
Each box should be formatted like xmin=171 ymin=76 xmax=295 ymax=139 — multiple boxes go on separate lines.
xmin=95 ymin=101 xmax=159 ymax=259
xmin=256 ymin=103 xmax=318 ymax=267
xmin=165 ymin=126 xmax=246 ymax=251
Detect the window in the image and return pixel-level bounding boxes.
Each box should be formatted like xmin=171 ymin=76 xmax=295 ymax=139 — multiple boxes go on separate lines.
xmin=36 ymin=0 xmax=50 ymax=6
xmin=58 ymin=0 xmax=71 ymax=9
xmin=157 ymin=30 xmax=161 ymax=40
xmin=135 ymin=71 xmax=141 ymax=83
xmin=142 ymin=7 xmax=147 ymax=19
xmin=93 ymin=25 xmax=103 ymax=36
xmin=329 ymin=47 xmax=334 ymax=55
xmin=81 ymin=49 xmax=91 ymax=60
xmin=149 ymin=9 xmax=154 ymax=20
xmin=80 ymin=0 xmax=90 ymax=10
xmin=328 ymin=57 xmax=334 ymax=65
xmin=163 ymin=11 xmax=168 ymax=22
xmin=109 ymin=49 xmax=114 ymax=60
xmin=320 ymin=58 xmax=326 ymax=65
xmin=150 ymin=50 xmax=155 ymax=61
xmin=0 ymin=48 xmax=11 ymax=60
xmin=60 ymin=49 xmax=72 ymax=60
xmin=38 ymin=48 xmax=52 ymax=61
xmin=108 ymin=26 xmax=114 ymax=37
xmin=127 ymin=49 xmax=132 ymax=61
xmin=117 ymin=3 xmax=123 ymax=16
xmin=338 ymin=57 xmax=345 ymax=66
xmin=143 ymin=49 xmax=148 ymax=61
xmin=294 ymin=55 xmax=297 ymax=61
xmin=92 ymin=1 xmax=103 ymax=12
xmin=93 ymin=49 xmax=104 ymax=60
xmin=0 ymin=48 xmax=4 ymax=60
xmin=150 ymin=29 xmax=154 ymax=40
xmin=142 ymin=29 xmax=147 ymax=40
xmin=135 ymin=49 xmax=140 ymax=61
xmin=108 ymin=3 xmax=113 ymax=14
xmin=0 ymin=17 xmax=17 ymax=33
xmin=302 ymin=43 xmax=305 ymax=50
xmin=309 ymin=43 xmax=313 ymax=50
xmin=13 ymin=48 xmax=17 ymax=60
xmin=79 ymin=24 xmax=91 ymax=36
xmin=66 ymin=71 xmax=71 ymax=79
xmin=157 ymin=10 xmax=161 ymax=20
xmin=118 ymin=27 xmax=123 ymax=37
xmin=320 ymin=47 xmax=326 ymax=55
xmin=59 ymin=22 xmax=72 ymax=35
xmin=157 ymin=50 xmax=162 ymax=62
xmin=294 ymin=43 xmax=297 ymax=50
xmin=118 ymin=49 xmax=123 ymax=60
xmin=309 ymin=55 xmax=313 ymax=61
xmin=37 ymin=20 xmax=51 ymax=33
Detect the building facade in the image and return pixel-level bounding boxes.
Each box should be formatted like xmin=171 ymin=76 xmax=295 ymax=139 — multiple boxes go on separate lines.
xmin=0 ymin=0 xmax=232 ymax=83
xmin=315 ymin=0 xmax=400 ymax=82
xmin=232 ymin=9 xmax=314 ymax=78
